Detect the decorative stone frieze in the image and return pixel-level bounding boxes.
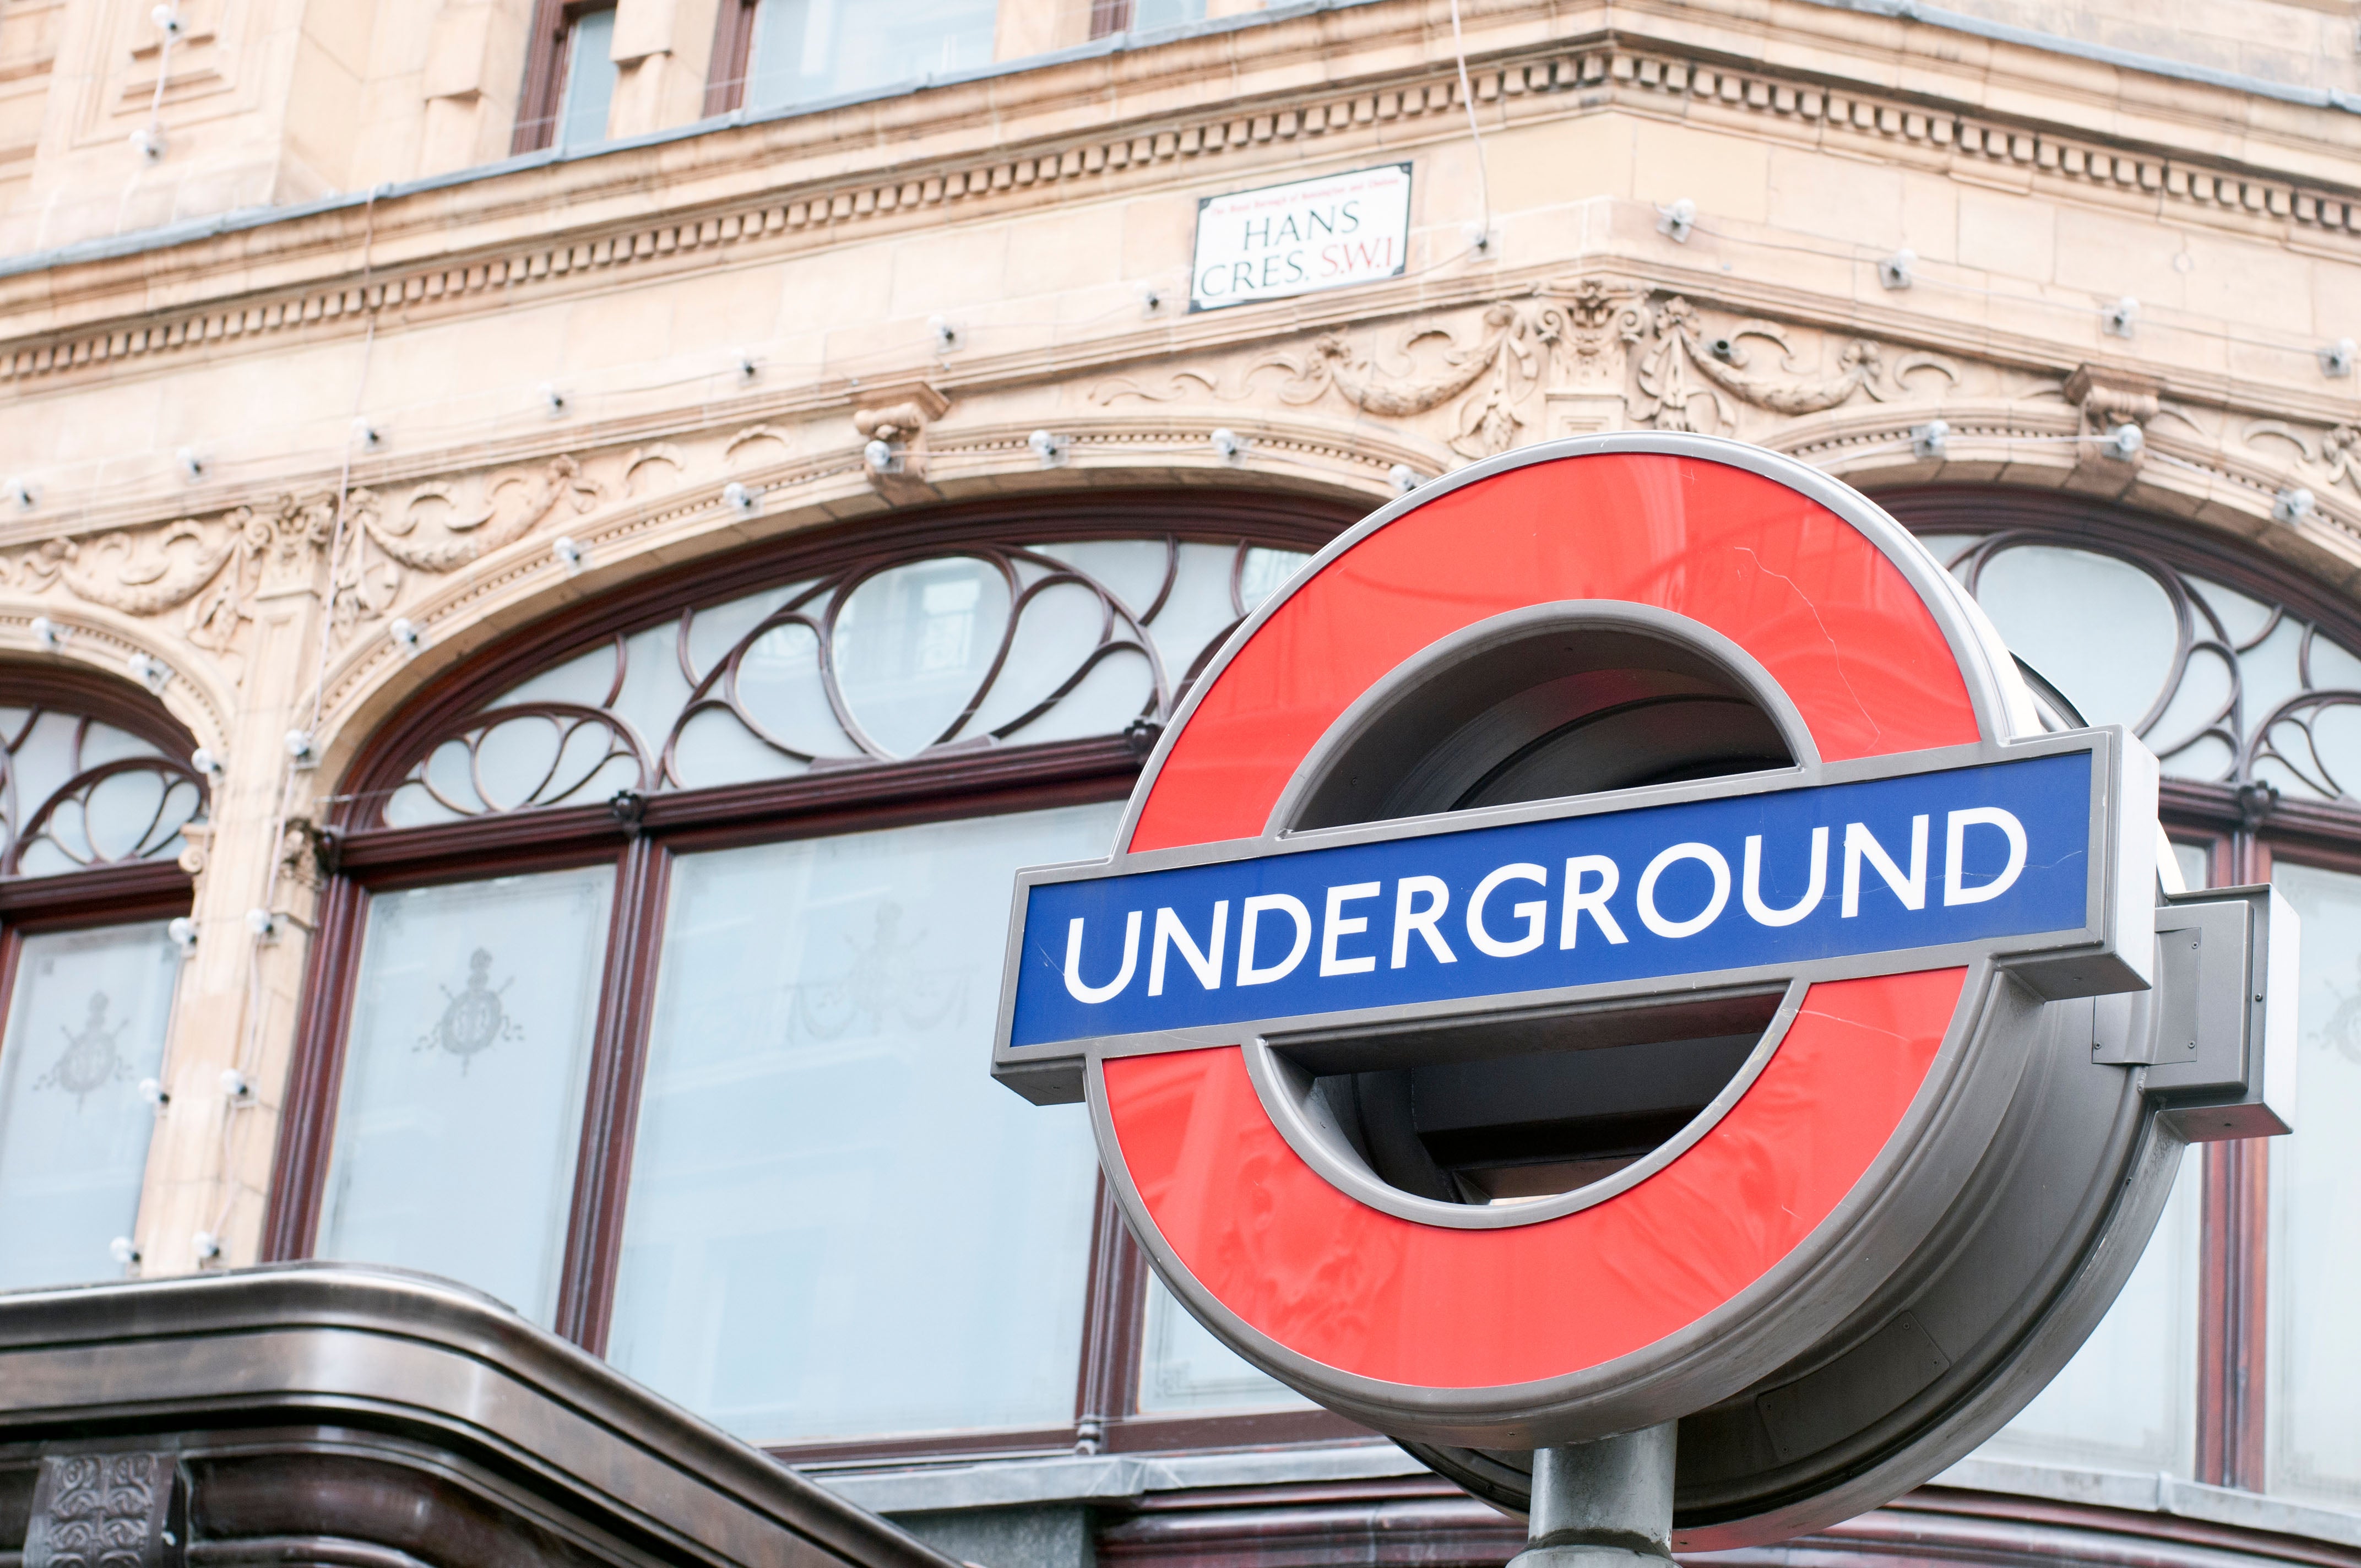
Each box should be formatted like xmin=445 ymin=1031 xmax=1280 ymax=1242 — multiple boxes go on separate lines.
xmin=3 ymin=26 xmax=2359 ymax=398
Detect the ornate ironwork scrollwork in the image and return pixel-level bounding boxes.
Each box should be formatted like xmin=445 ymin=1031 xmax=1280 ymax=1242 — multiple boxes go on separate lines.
xmin=1 ymin=708 xmax=206 ymax=877
xmin=1935 ymin=528 xmax=2361 ymax=809
xmin=377 ymin=536 xmax=1306 ymax=826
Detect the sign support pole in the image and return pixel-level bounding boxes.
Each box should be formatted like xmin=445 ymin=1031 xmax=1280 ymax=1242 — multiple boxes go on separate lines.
xmin=1510 ymin=1423 xmax=1678 ymax=1568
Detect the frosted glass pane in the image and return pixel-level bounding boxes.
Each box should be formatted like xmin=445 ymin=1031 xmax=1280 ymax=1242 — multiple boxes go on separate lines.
xmin=1239 ymin=547 xmax=1308 ymax=612
xmin=972 ymin=579 xmax=1158 ymax=744
xmin=834 ymin=557 xmax=1012 ymax=757
xmin=1914 ymin=534 xmax=1976 ymax=571
xmin=609 ymin=624 xmax=694 ymax=768
xmin=1033 ymin=541 xmax=1174 ymax=622
xmin=2240 ymin=620 xmax=2310 ymax=741
xmin=8 ymin=713 xmax=96 ymax=812
xmin=1975 ymin=1147 xmax=2199 ymax=1475
xmin=2186 ymin=574 xmax=2277 ymax=648
xmin=746 ymin=0 xmax=999 ymax=111
xmin=1147 ymin=544 xmax=1251 ymax=687
xmin=683 ymin=583 xmax=806 ymax=682
xmin=1138 ymin=1277 xmax=1317 ymax=1414
xmin=0 ymin=923 xmax=177 ymax=1288
xmin=1972 ymin=547 xmax=2175 ymax=731
xmin=499 ymin=639 xmax=619 ymax=710
xmin=319 ymin=867 xmax=612 ymax=1323
xmin=2145 ymin=648 xmax=2234 ymax=779
xmin=2173 ymin=841 xmax=2211 ymax=892
xmin=607 ymin=802 xmax=1118 ymax=1442
xmin=2267 ymin=861 xmax=2361 ymax=1507
xmin=2310 ymin=634 xmax=2361 ymax=694
xmin=669 ymin=706 xmax=814 ymax=790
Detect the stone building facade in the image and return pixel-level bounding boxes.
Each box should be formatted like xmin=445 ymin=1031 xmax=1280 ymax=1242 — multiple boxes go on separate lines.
xmin=0 ymin=0 xmax=2359 ymax=1565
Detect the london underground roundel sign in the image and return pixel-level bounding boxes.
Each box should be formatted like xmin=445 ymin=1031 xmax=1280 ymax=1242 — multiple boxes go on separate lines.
xmin=992 ymin=435 xmax=2291 ymax=1546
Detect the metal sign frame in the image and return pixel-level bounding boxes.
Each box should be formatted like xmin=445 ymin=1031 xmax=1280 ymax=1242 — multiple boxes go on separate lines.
xmin=990 ymin=433 xmax=2283 ymax=1538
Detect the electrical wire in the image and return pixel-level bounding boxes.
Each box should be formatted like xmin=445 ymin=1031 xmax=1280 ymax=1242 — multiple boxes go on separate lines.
xmin=139 ymin=7 xmax=176 ymax=160
xmin=190 ymin=186 xmax=385 ymax=1262
xmin=1446 ymin=0 xmax=1492 ymax=252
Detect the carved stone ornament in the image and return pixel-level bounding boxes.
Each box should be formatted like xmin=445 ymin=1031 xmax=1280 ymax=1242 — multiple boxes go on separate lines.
xmin=2064 ymin=364 xmax=2163 ymax=437
xmin=0 ymin=455 xmax=608 ymax=682
xmin=2241 ymin=417 xmax=2361 ymax=509
xmin=1631 ymin=297 xmax=1957 ymax=433
xmin=361 ymin=455 xmax=599 ymax=574
xmin=1093 ymin=278 xmax=1958 ymax=454
xmin=854 ymin=383 xmax=951 ymax=503
xmin=24 ymin=1451 xmax=183 ymax=1568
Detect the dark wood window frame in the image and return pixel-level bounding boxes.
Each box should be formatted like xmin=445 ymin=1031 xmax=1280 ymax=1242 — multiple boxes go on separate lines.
xmin=0 ymin=664 xmax=202 ymax=1126
xmin=1088 ymin=0 xmax=1134 ymax=39
xmin=704 ymin=0 xmax=760 ymax=117
xmin=1881 ymin=482 xmax=2361 ymax=1494
xmin=264 ymin=490 xmax=1370 ymax=1463
xmin=513 ymin=0 xmax=620 ymax=156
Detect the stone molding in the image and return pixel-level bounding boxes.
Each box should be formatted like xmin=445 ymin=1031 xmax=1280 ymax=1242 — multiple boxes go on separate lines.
xmin=14 ymin=276 xmax=2361 ymax=743
xmin=2 ymin=15 xmax=2360 ymax=394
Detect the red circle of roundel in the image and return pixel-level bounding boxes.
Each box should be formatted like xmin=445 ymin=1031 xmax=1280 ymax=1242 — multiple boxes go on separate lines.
xmin=1097 ymin=451 xmax=1985 ymax=1392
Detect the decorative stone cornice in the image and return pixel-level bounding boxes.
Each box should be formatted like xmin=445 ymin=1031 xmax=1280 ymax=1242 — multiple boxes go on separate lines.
xmin=1 ymin=2 xmax=2359 ymax=398
xmin=24 ymin=271 xmax=2361 ymax=711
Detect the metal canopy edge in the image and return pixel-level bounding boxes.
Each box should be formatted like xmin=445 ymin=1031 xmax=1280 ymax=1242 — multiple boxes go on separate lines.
xmin=0 ymin=1262 xmax=960 ymax=1568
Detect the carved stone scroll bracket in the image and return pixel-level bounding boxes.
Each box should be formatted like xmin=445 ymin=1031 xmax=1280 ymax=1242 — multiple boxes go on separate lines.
xmin=855 ymin=383 xmax=951 ymax=504
xmin=24 ymin=1451 xmax=185 ymax=1568
xmin=2065 ymin=364 xmax=2162 ymax=459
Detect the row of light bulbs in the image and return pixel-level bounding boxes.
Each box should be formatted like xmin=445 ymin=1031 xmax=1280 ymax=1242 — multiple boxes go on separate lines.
xmin=1654 ymin=196 xmax=2359 ymax=374
xmin=1 ymin=354 xmax=769 ymax=517
xmin=107 ymin=1060 xmax=247 ymax=1273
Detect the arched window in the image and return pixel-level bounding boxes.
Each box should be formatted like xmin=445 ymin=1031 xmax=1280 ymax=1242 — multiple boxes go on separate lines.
xmin=0 ymin=668 xmax=202 ymax=1292
xmin=1884 ymin=487 xmax=2361 ymax=1509
xmin=269 ymin=492 xmax=1358 ymax=1456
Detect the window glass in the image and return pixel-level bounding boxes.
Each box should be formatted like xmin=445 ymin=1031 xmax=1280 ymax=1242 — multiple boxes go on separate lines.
xmin=745 ymin=0 xmax=1000 ymax=112
xmin=833 ymin=556 xmax=1016 ymax=756
xmin=317 ymin=867 xmax=613 ymax=1323
xmin=1964 ymin=546 xmax=2178 ymax=733
xmin=0 ymin=923 xmax=177 ymax=1288
xmin=2266 ymin=859 xmax=2361 ymax=1507
xmin=1138 ymin=1276 xmax=1317 ymax=1414
xmin=1926 ymin=534 xmax=2361 ymax=800
xmin=1974 ymin=1147 xmax=2200 ymax=1475
xmin=1976 ymin=831 xmax=2212 ymax=1474
xmin=607 ymin=802 xmax=1117 ymax=1442
xmin=1130 ymin=0 xmax=1207 ymax=29
xmin=558 ymin=7 xmax=619 ymax=148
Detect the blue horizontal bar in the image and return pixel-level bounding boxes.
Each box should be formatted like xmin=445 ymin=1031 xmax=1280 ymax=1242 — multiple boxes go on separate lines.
xmin=1007 ymin=751 xmax=2092 ymax=1049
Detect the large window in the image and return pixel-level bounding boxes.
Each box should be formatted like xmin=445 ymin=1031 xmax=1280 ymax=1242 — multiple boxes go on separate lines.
xmin=1887 ymin=486 xmax=2361 ymax=1495
xmin=606 ymin=806 xmax=1114 ymax=1441
xmin=0 ymin=670 xmax=203 ymax=1288
xmin=273 ymin=495 xmax=1356 ymax=1454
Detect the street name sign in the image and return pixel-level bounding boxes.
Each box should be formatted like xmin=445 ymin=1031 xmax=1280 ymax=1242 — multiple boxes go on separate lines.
xmin=1190 ymin=165 xmax=1412 ymax=311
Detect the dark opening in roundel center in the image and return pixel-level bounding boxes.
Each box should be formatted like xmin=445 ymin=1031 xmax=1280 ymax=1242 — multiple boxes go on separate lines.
xmin=1274 ymin=616 xmax=1799 ymax=1210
